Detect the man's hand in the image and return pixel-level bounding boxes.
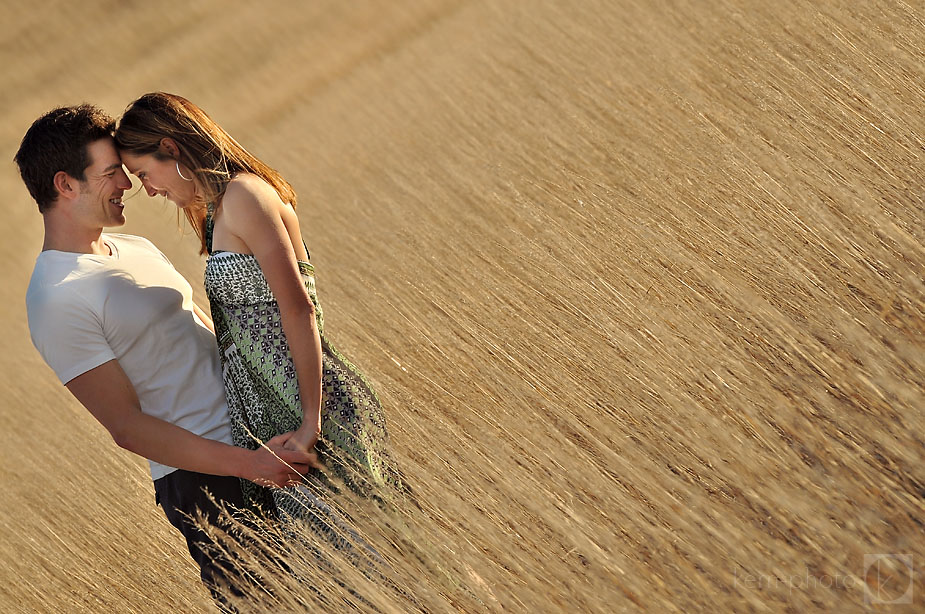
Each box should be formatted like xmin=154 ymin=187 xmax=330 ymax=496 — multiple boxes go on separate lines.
xmin=247 ymin=431 xmax=324 ymax=488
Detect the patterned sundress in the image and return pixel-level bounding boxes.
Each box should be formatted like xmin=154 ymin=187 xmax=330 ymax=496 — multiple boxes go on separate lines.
xmin=203 ymin=207 xmax=402 ymax=522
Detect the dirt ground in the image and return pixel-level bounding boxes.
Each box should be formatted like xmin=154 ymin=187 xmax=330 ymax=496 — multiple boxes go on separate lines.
xmin=1 ymin=1 xmax=922 ymax=612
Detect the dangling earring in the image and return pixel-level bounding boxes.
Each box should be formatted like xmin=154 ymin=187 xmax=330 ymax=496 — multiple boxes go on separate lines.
xmin=176 ymin=161 xmax=193 ymax=182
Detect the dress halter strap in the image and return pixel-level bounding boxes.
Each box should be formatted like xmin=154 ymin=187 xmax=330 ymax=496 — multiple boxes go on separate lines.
xmin=204 ymin=202 xmax=215 ymax=255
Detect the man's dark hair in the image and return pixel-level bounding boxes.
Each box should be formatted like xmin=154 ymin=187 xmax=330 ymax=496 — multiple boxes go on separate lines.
xmin=14 ymin=104 xmax=115 ymax=213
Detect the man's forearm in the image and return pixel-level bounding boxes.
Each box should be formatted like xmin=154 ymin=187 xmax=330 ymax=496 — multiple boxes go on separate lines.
xmin=113 ymin=411 xmax=252 ymax=479
xmin=65 ymin=359 xmax=311 ymax=485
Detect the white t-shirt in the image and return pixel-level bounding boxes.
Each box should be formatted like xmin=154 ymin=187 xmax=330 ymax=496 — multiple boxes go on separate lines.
xmin=26 ymin=233 xmax=233 ymax=480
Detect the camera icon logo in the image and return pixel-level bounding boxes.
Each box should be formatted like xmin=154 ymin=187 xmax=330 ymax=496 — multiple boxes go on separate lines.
xmin=863 ymin=554 xmax=913 ymax=605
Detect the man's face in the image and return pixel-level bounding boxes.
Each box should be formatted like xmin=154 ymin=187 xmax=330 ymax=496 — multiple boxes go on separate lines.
xmin=74 ymin=138 xmax=132 ymax=228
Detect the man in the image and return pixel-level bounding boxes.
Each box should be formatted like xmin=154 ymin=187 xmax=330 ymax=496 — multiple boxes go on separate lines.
xmin=15 ymin=104 xmax=316 ymax=604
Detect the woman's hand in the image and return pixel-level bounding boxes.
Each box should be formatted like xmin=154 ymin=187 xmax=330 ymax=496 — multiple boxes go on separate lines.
xmin=281 ymin=427 xmax=324 ymax=481
xmin=283 ymin=421 xmax=321 ymax=455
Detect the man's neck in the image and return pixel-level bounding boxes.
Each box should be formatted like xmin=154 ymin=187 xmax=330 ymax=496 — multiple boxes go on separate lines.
xmin=42 ymin=216 xmax=111 ymax=256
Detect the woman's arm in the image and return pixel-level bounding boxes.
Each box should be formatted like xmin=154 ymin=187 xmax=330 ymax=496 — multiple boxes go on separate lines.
xmin=220 ymin=175 xmax=324 ymax=453
xmin=192 ymin=302 xmax=215 ymax=333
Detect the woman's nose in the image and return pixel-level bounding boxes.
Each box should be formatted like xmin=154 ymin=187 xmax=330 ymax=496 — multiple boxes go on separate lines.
xmin=145 ymin=185 xmax=158 ymax=197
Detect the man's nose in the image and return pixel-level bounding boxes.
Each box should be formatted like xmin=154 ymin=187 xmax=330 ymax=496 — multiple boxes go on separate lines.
xmin=116 ymin=168 xmax=132 ymax=190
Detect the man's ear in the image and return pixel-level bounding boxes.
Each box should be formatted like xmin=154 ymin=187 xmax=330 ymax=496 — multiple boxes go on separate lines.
xmin=53 ymin=171 xmax=79 ymax=201
xmin=159 ymin=137 xmax=180 ymax=158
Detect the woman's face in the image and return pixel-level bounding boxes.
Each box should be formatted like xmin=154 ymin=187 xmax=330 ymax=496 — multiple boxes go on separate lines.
xmin=120 ymin=151 xmax=198 ymax=209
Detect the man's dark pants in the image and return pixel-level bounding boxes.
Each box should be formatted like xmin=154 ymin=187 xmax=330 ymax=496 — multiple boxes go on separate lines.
xmin=154 ymin=470 xmax=253 ymax=609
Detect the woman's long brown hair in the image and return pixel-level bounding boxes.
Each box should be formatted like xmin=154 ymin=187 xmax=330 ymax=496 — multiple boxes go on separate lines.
xmin=115 ymin=92 xmax=297 ymax=254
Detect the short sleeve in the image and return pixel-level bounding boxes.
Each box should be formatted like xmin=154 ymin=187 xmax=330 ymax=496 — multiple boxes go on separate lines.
xmin=27 ymin=288 xmax=116 ymax=385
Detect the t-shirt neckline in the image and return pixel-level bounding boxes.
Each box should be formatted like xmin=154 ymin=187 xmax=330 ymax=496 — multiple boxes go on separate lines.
xmin=40 ymin=235 xmax=120 ymax=260
xmin=102 ymin=235 xmax=120 ymax=259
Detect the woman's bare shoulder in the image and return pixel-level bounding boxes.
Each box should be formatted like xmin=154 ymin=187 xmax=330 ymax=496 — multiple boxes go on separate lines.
xmin=220 ymin=174 xmax=287 ymax=227
xmin=224 ymin=173 xmax=282 ymax=206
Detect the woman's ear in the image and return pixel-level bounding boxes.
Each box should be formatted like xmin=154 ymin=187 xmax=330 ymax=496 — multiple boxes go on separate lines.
xmin=159 ymin=137 xmax=180 ymax=158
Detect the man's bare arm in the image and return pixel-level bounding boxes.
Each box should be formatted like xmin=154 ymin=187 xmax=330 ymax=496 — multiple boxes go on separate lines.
xmin=65 ymin=359 xmax=320 ymax=485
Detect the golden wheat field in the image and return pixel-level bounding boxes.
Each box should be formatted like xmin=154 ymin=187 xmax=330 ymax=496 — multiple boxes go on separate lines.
xmin=1 ymin=0 xmax=923 ymax=612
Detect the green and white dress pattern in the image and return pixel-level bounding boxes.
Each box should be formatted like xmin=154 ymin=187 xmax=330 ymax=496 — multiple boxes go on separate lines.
xmin=203 ymin=214 xmax=401 ymax=521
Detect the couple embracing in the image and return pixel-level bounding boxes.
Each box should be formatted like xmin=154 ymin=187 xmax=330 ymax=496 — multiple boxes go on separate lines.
xmin=16 ymin=93 xmax=402 ymax=605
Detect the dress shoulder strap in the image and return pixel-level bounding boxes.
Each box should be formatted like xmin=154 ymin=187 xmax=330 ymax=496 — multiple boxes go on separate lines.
xmin=204 ymin=202 xmax=215 ymax=255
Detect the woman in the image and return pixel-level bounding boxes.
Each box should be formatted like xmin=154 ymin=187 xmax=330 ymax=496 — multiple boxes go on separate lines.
xmin=115 ymin=92 xmax=402 ymax=521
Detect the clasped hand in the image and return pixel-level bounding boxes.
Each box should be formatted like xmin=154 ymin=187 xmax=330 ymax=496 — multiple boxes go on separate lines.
xmin=251 ymin=431 xmax=324 ymax=488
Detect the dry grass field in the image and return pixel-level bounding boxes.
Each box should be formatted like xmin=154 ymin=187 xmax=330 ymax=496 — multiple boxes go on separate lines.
xmin=1 ymin=0 xmax=922 ymax=611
